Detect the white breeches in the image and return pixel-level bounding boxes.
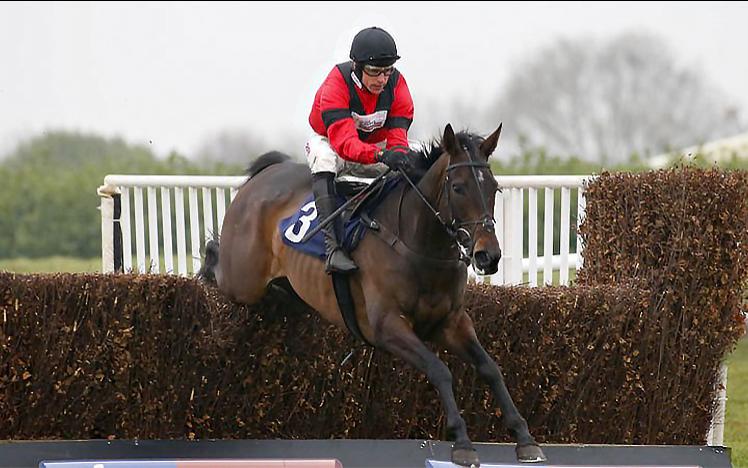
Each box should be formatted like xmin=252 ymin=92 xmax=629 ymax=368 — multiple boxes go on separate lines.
xmin=305 ymin=133 xmax=388 ymax=178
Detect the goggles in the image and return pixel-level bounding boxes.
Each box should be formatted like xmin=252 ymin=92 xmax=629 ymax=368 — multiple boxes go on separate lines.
xmin=362 ymin=65 xmax=395 ymax=77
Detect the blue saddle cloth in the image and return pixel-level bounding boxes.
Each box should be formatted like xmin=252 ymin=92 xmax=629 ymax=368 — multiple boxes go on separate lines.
xmin=279 ymin=178 xmax=400 ymax=259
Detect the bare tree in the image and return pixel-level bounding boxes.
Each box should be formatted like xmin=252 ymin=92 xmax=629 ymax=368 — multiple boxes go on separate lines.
xmin=487 ymin=31 xmax=744 ymax=163
xmin=193 ymin=128 xmax=269 ymax=168
xmin=194 ymin=128 xmax=309 ymax=169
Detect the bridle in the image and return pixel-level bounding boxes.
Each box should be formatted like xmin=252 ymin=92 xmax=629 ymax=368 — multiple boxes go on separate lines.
xmin=400 ymin=153 xmax=497 ymax=264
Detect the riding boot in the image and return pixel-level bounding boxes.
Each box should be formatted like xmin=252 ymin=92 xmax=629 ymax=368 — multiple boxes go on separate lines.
xmin=312 ymin=172 xmax=359 ymax=274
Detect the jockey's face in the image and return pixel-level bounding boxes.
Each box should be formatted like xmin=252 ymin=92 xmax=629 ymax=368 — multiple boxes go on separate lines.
xmin=361 ymin=64 xmax=393 ymax=94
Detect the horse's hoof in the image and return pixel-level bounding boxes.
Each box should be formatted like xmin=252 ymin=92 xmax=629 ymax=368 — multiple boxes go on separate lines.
xmin=452 ymin=447 xmax=480 ymax=467
xmin=516 ymin=444 xmax=547 ymax=463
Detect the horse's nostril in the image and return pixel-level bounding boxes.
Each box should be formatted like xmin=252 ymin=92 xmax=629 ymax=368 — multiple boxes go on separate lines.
xmin=475 ymin=251 xmax=490 ymax=267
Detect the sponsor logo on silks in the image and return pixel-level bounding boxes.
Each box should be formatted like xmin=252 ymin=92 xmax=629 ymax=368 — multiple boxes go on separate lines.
xmin=351 ymin=110 xmax=388 ymax=133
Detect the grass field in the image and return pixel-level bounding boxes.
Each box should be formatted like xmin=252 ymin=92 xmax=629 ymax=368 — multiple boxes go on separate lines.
xmin=726 ymin=336 xmax=748 ymax=467
xmin=0 ymin=256 xmax=101 ymax=273
xmin=1 ymin=256 xmax=746 ymax=465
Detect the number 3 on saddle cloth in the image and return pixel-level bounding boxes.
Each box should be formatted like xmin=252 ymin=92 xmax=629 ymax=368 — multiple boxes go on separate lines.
xmin=279 ymin=177 xmax=400 ymax=258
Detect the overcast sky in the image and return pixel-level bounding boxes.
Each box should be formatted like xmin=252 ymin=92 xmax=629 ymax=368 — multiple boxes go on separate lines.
xmin=1 ymin=1 xmax=747 ymax=159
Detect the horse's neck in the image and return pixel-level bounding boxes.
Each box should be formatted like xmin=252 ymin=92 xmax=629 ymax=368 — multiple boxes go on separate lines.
xmin=392 ymin=166 xmax=458 ymax=258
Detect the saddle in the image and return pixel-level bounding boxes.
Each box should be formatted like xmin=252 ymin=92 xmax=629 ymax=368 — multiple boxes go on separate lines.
xmin=278 ymin=174 xmax=401 ymax=259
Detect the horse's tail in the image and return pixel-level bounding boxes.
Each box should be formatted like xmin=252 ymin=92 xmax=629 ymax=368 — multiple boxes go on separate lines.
xmin=247 ymin=151 xmax=293 ymax=178
xmin=197 ymin=238 xmax=220 ymax=284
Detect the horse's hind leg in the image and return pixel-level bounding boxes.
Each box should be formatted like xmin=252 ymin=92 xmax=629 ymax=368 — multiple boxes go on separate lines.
xmin=436 ymin=311 xmax=547 ymax=463
xmin=372 ymin=310 xmax=480 ymax=468
xmin=197 ymin=239 xmax=220 ymax=284
xmin=215 ymin=230 xmax=273 ymax=305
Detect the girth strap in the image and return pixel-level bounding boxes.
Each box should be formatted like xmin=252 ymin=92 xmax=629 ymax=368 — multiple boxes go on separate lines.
xmin=331 ymin=272 xmax=374 ymax=347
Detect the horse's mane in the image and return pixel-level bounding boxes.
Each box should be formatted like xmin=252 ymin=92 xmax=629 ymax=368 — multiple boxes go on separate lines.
xmin=414 ymin=130 xmax=486 ymax=172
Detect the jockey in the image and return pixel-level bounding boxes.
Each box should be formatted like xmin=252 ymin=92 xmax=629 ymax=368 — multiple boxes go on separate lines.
xmin=307 ymin=26 xmax=419 ymax=274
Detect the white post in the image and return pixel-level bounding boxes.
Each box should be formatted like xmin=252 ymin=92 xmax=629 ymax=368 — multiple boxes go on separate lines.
xmin=707 ymin=363 xmax=728 ymax=446
xmin=492 ymin=190 xmax=505 ymax=286
xmin=544 ymin=187 xmax=554 ymax=285
xmin=147 ymin=187 xmax=160 ymax=273
xmin=97 ymin=184 xmax=118 ymax=273
xmin=560 ymin=187 xmax=571 ymax=285
xmin=161 ymin=187 xmax=174 ymax=274
xmin=202 ymin=187 xmax=214 ymax=244
xmin=175 ymin=187 xmax=188 ymax=276
xmin=513 ymin=188 xmax=524 ymax=284
xmin=502 ymin=190 xmax=513 ymax=284
xmin=528 ymin=188 xmax=538 ymax=286
xmin=188 ymin=187 xmax=202 ymax=274
xmin=133 ymin=187 xmax=146 ymax=273
xmin=216 ymin=188 xmax=227 ymax=234
xmin=121 ymin=187 xmax=132 ymax=272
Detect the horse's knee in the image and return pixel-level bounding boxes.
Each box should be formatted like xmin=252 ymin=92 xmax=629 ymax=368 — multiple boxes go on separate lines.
xmin=426 ymin=359 xmax=454 ymax=389
xmin=476 ymin=359 xmax=502 ymax=381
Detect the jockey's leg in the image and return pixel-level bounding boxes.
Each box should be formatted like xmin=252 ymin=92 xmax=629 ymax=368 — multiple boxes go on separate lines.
xmin=311 ymin=172 xmax=358 ymax=273
xmin=306 ymin=134 xmax=358 ymax=274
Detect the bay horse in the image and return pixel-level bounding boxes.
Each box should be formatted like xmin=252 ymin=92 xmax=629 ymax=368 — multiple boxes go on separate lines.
xmin=199 ymin=124 xmax=546 ymax=466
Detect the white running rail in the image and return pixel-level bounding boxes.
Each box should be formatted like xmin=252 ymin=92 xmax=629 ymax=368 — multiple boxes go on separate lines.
xmin=98 ymin=174 xmax=589 ymax=285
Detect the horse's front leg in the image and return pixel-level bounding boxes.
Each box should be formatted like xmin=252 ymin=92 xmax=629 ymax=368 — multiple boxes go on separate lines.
xmin=437 ymin=310 xmax=547 ymax=463
xmin=373 ymin=310 xmax=481 ymax=468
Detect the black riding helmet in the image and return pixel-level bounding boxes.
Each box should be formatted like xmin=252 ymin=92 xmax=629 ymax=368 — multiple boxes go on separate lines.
xmin=350 ymin=27 xmax=400 ymax=67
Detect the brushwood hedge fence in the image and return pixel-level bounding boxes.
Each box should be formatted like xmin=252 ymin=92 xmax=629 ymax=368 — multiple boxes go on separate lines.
xmin=0 ymin=167 xmax=746 ymax=444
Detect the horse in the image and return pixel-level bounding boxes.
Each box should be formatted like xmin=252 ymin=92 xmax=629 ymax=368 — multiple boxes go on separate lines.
xmin=199 ymin=124 xmax=547 ymax=466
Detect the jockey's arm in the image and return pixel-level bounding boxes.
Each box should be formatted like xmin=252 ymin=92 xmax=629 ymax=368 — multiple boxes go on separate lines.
xmin=318 ymin=71 xmax=381 ymax=165
xmin=384 ymin=127 xmax=409 ymax=150
xmin=384 ymin=73 xmax=414 ymax=150
xmin=326 ymin=119 xmax=381 ymax=164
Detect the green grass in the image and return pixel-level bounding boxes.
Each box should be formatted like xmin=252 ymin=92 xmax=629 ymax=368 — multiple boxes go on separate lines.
xmin=523 ymin=268 xmax=577 ymax=286
xmin=0 ymin=256 xmax=101 ymax=273
xmin=726 ymin=336 xmax=748 ymax=467
xmin=0 ymin=255 xmax=198 ymax=275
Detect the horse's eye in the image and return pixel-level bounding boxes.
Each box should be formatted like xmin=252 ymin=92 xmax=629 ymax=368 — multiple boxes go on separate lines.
xmin=452 ymin=183 xmax=466 ymax=195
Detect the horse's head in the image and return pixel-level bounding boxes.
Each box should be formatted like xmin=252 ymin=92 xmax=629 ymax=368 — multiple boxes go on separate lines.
xmin=435 ymin=123 xmax=503 ymax=275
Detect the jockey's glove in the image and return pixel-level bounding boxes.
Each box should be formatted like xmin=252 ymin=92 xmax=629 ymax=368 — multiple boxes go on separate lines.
xmin=376 ymin=146 xmax=421 ymax=175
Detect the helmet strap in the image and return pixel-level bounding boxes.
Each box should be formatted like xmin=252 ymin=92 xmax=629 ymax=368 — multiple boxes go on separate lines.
xmin=352 ymin=61 xmax=365 ymax=84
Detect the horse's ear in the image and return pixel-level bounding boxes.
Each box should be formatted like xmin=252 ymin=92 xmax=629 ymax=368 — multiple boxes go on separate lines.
xmin=442 ymin=123 xmax=459 ymax=156
xmin=480 ymin=123 xmax=502 ymax=159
